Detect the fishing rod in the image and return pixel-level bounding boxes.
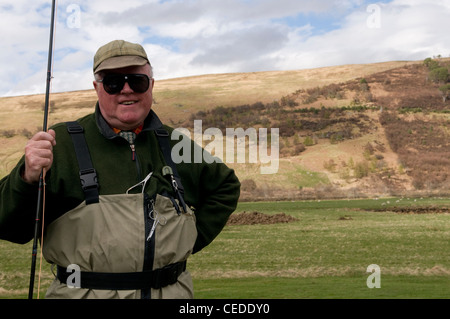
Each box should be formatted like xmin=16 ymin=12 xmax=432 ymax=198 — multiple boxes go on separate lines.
xmin=28 ymin=0 xmax=57 ymax=300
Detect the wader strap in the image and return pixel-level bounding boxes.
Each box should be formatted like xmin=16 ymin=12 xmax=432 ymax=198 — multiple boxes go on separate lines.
xmin=66 ymin=121 xmax=99 ymax=205
xmin=56 ymin=261 xmax=186 ymax=290
xmin=154 ymin=128 xmax=185 ymax=194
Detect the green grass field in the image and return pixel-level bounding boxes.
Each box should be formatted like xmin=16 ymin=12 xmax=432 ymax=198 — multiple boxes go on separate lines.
xmin=0 ymin=197 xmax=449 ymax=299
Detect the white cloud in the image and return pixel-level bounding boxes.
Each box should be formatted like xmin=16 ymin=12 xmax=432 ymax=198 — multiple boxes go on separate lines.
xmin=274 ymin=0 xmax=450 ymax=70
xmin=1 ymin=0 xmax=450 ymax=97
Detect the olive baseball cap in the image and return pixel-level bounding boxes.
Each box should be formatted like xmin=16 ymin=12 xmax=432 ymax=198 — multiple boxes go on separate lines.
xmin=93 ymin=40 xmax=150 ymax=73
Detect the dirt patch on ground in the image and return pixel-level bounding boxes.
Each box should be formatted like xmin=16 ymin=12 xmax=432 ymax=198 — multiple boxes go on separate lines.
xmin=371 ymin=206 xmax=450 ymax=214
xmin=227 ymin=211 xmax=298 ymax=226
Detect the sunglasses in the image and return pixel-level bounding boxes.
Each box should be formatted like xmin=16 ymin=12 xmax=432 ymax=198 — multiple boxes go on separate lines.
xmin=98 ymin=73 xmax=151 ymax=95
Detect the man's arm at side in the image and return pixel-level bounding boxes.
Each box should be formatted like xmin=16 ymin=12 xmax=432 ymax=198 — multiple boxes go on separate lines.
xmin=0 ymin=158 xmax=40 ymax=243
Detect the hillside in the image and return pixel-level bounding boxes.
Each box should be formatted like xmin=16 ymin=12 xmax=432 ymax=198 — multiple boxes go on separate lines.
xmin=1 ymin=59 xmax=449 ymax=200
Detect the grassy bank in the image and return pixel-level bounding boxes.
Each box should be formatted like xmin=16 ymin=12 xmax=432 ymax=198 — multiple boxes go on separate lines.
xmin=0 ymin=197 xmax=449 ymax=299
xmin=190 ymin=197 xmax=450 ymax=298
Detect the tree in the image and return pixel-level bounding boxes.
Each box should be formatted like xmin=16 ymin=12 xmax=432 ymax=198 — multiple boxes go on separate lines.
xmin=429 ymin=67 xmax=449 ymax=84
xmin=424 ymin=57 xmax=440 ymax=70
xmin=439 ymin=84 xmax=450 ymax=102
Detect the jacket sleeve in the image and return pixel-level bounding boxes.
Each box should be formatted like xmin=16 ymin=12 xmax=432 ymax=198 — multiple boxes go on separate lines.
xmin=0 ymin=157 xmax=39 ymax=244
xmin=176 ymin=138 xmax=241 ymax=254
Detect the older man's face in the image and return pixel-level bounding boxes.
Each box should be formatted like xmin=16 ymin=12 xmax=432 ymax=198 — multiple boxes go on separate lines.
xmin=93 ymin=63 xmax=154 ymax=130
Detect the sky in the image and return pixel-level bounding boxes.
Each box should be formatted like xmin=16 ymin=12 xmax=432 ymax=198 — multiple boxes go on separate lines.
xmin=1 ymin=0 xmax=450 ymax=97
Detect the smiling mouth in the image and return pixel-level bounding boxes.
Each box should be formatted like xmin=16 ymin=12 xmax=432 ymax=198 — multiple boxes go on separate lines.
xmin=120 ymin=101 xmax=138 ymax=105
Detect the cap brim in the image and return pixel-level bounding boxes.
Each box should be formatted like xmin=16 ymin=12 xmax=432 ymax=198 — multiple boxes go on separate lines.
xmin=95 ymin=56 xmax=149 ymax=73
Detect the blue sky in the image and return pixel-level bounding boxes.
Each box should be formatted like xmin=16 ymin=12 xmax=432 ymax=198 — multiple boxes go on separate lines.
xmin=1 ymin=0 xmax=449 ymax=97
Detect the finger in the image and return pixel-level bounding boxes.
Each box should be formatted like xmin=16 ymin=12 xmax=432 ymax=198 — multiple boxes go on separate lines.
xmin=30 ymin=131 xmax=56 ymax=144
xmin=27 ymin=147 xmax=54 ymax=159
xmin=48 ymin=129 xmax=56 ymax=146
xmin=23 ymin=151 xmax=53 ymax=183
xmin=25 ymin=142 xmax=53 ymax=169
xmin=27 ymin=139 xmax=55 ymax=151
xmin=25 ymin=141 xmax=54 ymax=160
xmin=27 ymin=153 xmax=53 ymax=171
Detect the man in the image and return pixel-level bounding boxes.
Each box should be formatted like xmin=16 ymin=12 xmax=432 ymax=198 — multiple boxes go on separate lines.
xmin=0 ymin=40 xmax=240 ymax=299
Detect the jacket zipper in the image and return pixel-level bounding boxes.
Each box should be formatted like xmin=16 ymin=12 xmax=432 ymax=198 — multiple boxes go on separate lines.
xmin=130 ymin=144 xmax=136 ymax=161
xmin=129 ymin=143 xmax=142 ymax=181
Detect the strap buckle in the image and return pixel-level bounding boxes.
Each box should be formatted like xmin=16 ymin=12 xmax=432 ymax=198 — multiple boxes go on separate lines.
xmin=79 ymin=168 xmax=98 ymax=190
xmin=152 ymin=262 xmax=186 ymax=289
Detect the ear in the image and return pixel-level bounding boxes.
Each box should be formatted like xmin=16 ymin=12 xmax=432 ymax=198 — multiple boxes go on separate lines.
xmin=93 ymin=80 xmax=100 ymax=92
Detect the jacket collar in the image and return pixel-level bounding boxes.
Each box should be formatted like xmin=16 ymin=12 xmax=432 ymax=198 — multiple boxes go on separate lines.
xmin=94 ymin=102 xmax=164 ymax=139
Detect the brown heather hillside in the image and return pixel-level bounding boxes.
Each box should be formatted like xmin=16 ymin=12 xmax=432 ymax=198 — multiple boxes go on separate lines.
xmin=183 ymin=59 xmax=450 ymax=200
xmin=1 ymin=59 xmax=449 ymax=200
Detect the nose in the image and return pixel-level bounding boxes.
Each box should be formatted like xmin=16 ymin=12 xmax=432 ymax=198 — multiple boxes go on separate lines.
xmin=120 ymin=81 xmax=134 ymax=94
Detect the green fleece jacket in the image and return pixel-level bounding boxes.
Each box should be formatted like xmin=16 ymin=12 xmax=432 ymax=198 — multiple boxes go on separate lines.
xmin=0 ymin=104 xmax=240 ymax=253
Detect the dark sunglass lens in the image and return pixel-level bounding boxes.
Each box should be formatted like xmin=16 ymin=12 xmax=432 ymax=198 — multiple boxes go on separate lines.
xmin=102 ymin=75 xmax=124 ymax=94
xmin=128 ymin=75 xmax=150 ymax=93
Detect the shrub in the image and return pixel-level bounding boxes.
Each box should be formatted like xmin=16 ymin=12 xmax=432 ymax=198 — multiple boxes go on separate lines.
xmin=281 ymin=96 xmax=298 ymax=107
xmin=429 ymin=67 xmax=449 ymax=84
xmin=293 ymin=144 xmax=306 ymax=155
xmin=323 ymin=159 xmax=337 ymax=172
xmin=439 ymin=84 xmax=450 ymax=102
xmin=1 ymin=130 xmax=16 ymax=138
xmin=424 ymin=58 xmax=440 ymax=70
xmin=339 ymin=167 xmax=351 ymax=181
xmin=303 ymin=136 xmax=315 ymax=146
xmin=359 ymin=78 xmax=370 ymax=92
xmin=240 ymin=179 xmax=257 ymax=192
xmin=354 ymin=161 xmax=369 ymax=178
xmin=364 ymin=142 xmax=375 ymax=155
xmin=328 ymin=84 xmax=343 ymax=99
xmin=330 ymin=133 xmax=344 ymax=144
xmin=20 ymin=128 xmax=33 ymax=139
xmin=348 ymin=157 xmax=355 ymax=169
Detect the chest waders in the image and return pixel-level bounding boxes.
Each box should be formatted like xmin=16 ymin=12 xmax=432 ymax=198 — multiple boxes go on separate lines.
xmin=42 ymin=122 xmax=197 ymax=299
